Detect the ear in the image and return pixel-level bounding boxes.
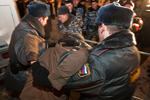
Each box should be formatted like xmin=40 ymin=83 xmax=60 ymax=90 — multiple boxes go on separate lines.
xmin=102 ymin=23 xmax=107 ymax=31
xmin=100 ymin=23 xmax=106 ymax=34
xmin=38 ymin=17 xmax=43 ymax=22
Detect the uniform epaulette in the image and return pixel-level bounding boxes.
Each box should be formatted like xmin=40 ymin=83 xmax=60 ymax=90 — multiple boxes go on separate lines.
xmin=90 ymin=49 xmax=109 ymax=57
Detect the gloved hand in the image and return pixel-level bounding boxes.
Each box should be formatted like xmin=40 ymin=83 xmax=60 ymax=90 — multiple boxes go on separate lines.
xmin=31 ymin=61 xmax=52 ymax=88
xmin=58 ymin=38 xmax=80 ymax=47
xmin=80 ymin=41 xmax=92 ymax=51
xmin=69 ymin=33 xmax=92 ymax=50
xmin=69 ymin=33 xmax=85 ymax=41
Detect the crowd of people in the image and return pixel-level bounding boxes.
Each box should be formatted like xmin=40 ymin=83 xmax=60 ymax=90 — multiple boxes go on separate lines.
xmin=3 ymin=0 xmax=150 ymax=100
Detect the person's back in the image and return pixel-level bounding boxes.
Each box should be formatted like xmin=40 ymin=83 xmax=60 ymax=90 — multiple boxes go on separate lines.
xmin=86 ymin=38 xmax=140 ymax=99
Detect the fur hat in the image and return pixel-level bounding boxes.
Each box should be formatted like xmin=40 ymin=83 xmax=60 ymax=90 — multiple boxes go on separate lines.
xmin=91 ymin=0 xmax=98 ymax=3
xmin=81 ymin=0 xmax=86 ymax=2
xmin=122 ymin=0 xmax=135 ymax=8
xmin=57 ymin=6 xmax=69 ymax=15
xmin=96 ymin=2 xmax=133 ymax=29
xmin=27 ymin=1 xmax=50 ymax=17
xmin=64 ymin=0 xmax=73 ymax=4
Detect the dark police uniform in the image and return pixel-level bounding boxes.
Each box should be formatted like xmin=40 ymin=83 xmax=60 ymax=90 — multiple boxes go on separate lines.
xmin=57 ymin=14 xmax=83 ymax=38
xmin=74 ymin=2 xmax=85 ymax=20
xmin=83 ymin=5 xmax=100 ymax=41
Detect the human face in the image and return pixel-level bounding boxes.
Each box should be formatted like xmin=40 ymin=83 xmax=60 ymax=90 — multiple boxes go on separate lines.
xmin=91 ymin=2 xmax=98 ymax=10
xmin=73 ymin=0 xmax=80 ymax=7
xmin=65 ymin=3 xmax=73 ymax=12
xmin=39 ymin=16 xmax=49 ymax=26
xmin=98 ymin=25 xmax=103 ymax=41
xmin=124 ymin=4 xmax=134 ymax=10
xmin=58 ymin=14 xmax=69 ymax=23
xmin=81 ymin=1 xmax=85 ymax=5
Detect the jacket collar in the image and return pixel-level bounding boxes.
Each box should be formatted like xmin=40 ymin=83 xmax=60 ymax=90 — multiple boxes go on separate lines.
xmin=74 ymin=3 xmax=83 ymax=9
xmin=21 ymin=14 xmax=45 ymax=38
xmin=63 ymin=14 xmax=74 ymax=28
xmin=91 ymin=29 xmax=136 ymax=51
xmin=88 ymin=5 xmax=100 ymax=12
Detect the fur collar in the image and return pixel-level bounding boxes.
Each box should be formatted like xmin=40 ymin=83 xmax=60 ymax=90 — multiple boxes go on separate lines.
xmin=21 ymin=14 xmax=45 ymax=38
xmin=91 ymin=29 xmax=136 ymax=51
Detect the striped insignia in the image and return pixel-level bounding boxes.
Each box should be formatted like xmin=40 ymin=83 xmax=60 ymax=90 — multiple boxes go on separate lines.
xmin=28 ymin=22 xmax=35 ymax=28
xmin=78 ymin=63 xmax=91 ymax=77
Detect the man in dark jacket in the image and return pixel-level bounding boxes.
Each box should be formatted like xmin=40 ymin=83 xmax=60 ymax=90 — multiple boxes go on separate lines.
xmin=83 ymin=0 xmax=100 ymax=41
xmin=4 ymin=1 xmax=52 ymax=93
xmin=64 ymin=0 xmax=76 ymax=16
xmin=73 ymin=0 xmax=85 ymax=20
xmin=31 ymin=2 xmax=141 ymax=100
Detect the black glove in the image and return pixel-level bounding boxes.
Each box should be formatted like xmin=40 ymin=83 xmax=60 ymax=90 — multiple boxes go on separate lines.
xmin=82 ymin=31 xmax=87 ymax=36
xmin=58 ymin=38 xmax=80 ymax=47
xmin=69 ymin=33 xmax=92 ymax=50
xmin=69 ymin=33 xmax=85 ymax=41
xmin=31 ymin=61 xmax=52 ymax=88
xmin=80 ymin=41 xmax=92 ymax=50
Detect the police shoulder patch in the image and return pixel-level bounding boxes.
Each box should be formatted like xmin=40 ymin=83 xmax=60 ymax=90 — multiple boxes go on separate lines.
xmin=78 ymin=63 xmax=91 ymax=77
xmin=75 ymin=24 xmax=79 ymax=28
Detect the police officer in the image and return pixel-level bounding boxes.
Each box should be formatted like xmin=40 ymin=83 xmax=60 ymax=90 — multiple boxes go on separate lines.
xmin=4 ymin=1 xmax=52 ymax=93
xmin=64 ymin=0 xmax=76 ymax=16
xmin=57 ymin=6 xmax=83 ymax=38
xmin=73 ymin=0 xmax=85 ymax=20
xmin=83 ymin=0 xmax=100 ymax=41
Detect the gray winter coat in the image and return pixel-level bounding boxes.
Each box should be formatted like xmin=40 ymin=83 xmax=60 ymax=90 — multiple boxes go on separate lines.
xmin=4 ymin=14 xmax=47 ymax=92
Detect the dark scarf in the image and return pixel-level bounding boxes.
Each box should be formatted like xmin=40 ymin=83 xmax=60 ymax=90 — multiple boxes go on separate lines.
xmin=91 ymin=29 xmax=136 ymax=51
xmin=21 ymin=14 xmax=45 ymax=38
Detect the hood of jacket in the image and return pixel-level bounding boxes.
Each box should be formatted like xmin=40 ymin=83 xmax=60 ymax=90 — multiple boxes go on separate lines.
xmin=22 ymin=14 xmax=45 ymax=38
xmin=91 ymin=29 xmax=136 ymax=52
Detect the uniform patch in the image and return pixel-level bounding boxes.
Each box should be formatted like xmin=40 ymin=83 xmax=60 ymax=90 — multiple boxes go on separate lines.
xmin=129 ymin=67 xmax=140 ymax=86
xmin=78 ymin=63 xmax=91 ymax=77
xmin=75 ymin=24 xmax=79 ymax=28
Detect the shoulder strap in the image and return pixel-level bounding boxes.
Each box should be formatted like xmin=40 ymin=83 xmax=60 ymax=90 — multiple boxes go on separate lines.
xmin=90 ymin=49 xmax=109 ymax=57
xmin=57 ymin=51 xmax=74 ymax=67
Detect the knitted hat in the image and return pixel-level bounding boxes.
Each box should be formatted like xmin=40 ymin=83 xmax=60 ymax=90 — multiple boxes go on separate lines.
xmin=57 ymin=6 xmax=69 ymax=15
xmin=64 ymin=0 xmax=73 ymax=4
xmin=91 ymin=0 xmax=98 ymax=3
xmin=27 ymin=1 xmax=50 ymax=17
xmin=96 ymin=2 xmax=133 ymax=29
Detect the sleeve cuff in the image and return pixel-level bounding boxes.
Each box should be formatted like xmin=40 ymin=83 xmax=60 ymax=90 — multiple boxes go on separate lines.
xmin=26 ymin=52 xmax=38 ymax=62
